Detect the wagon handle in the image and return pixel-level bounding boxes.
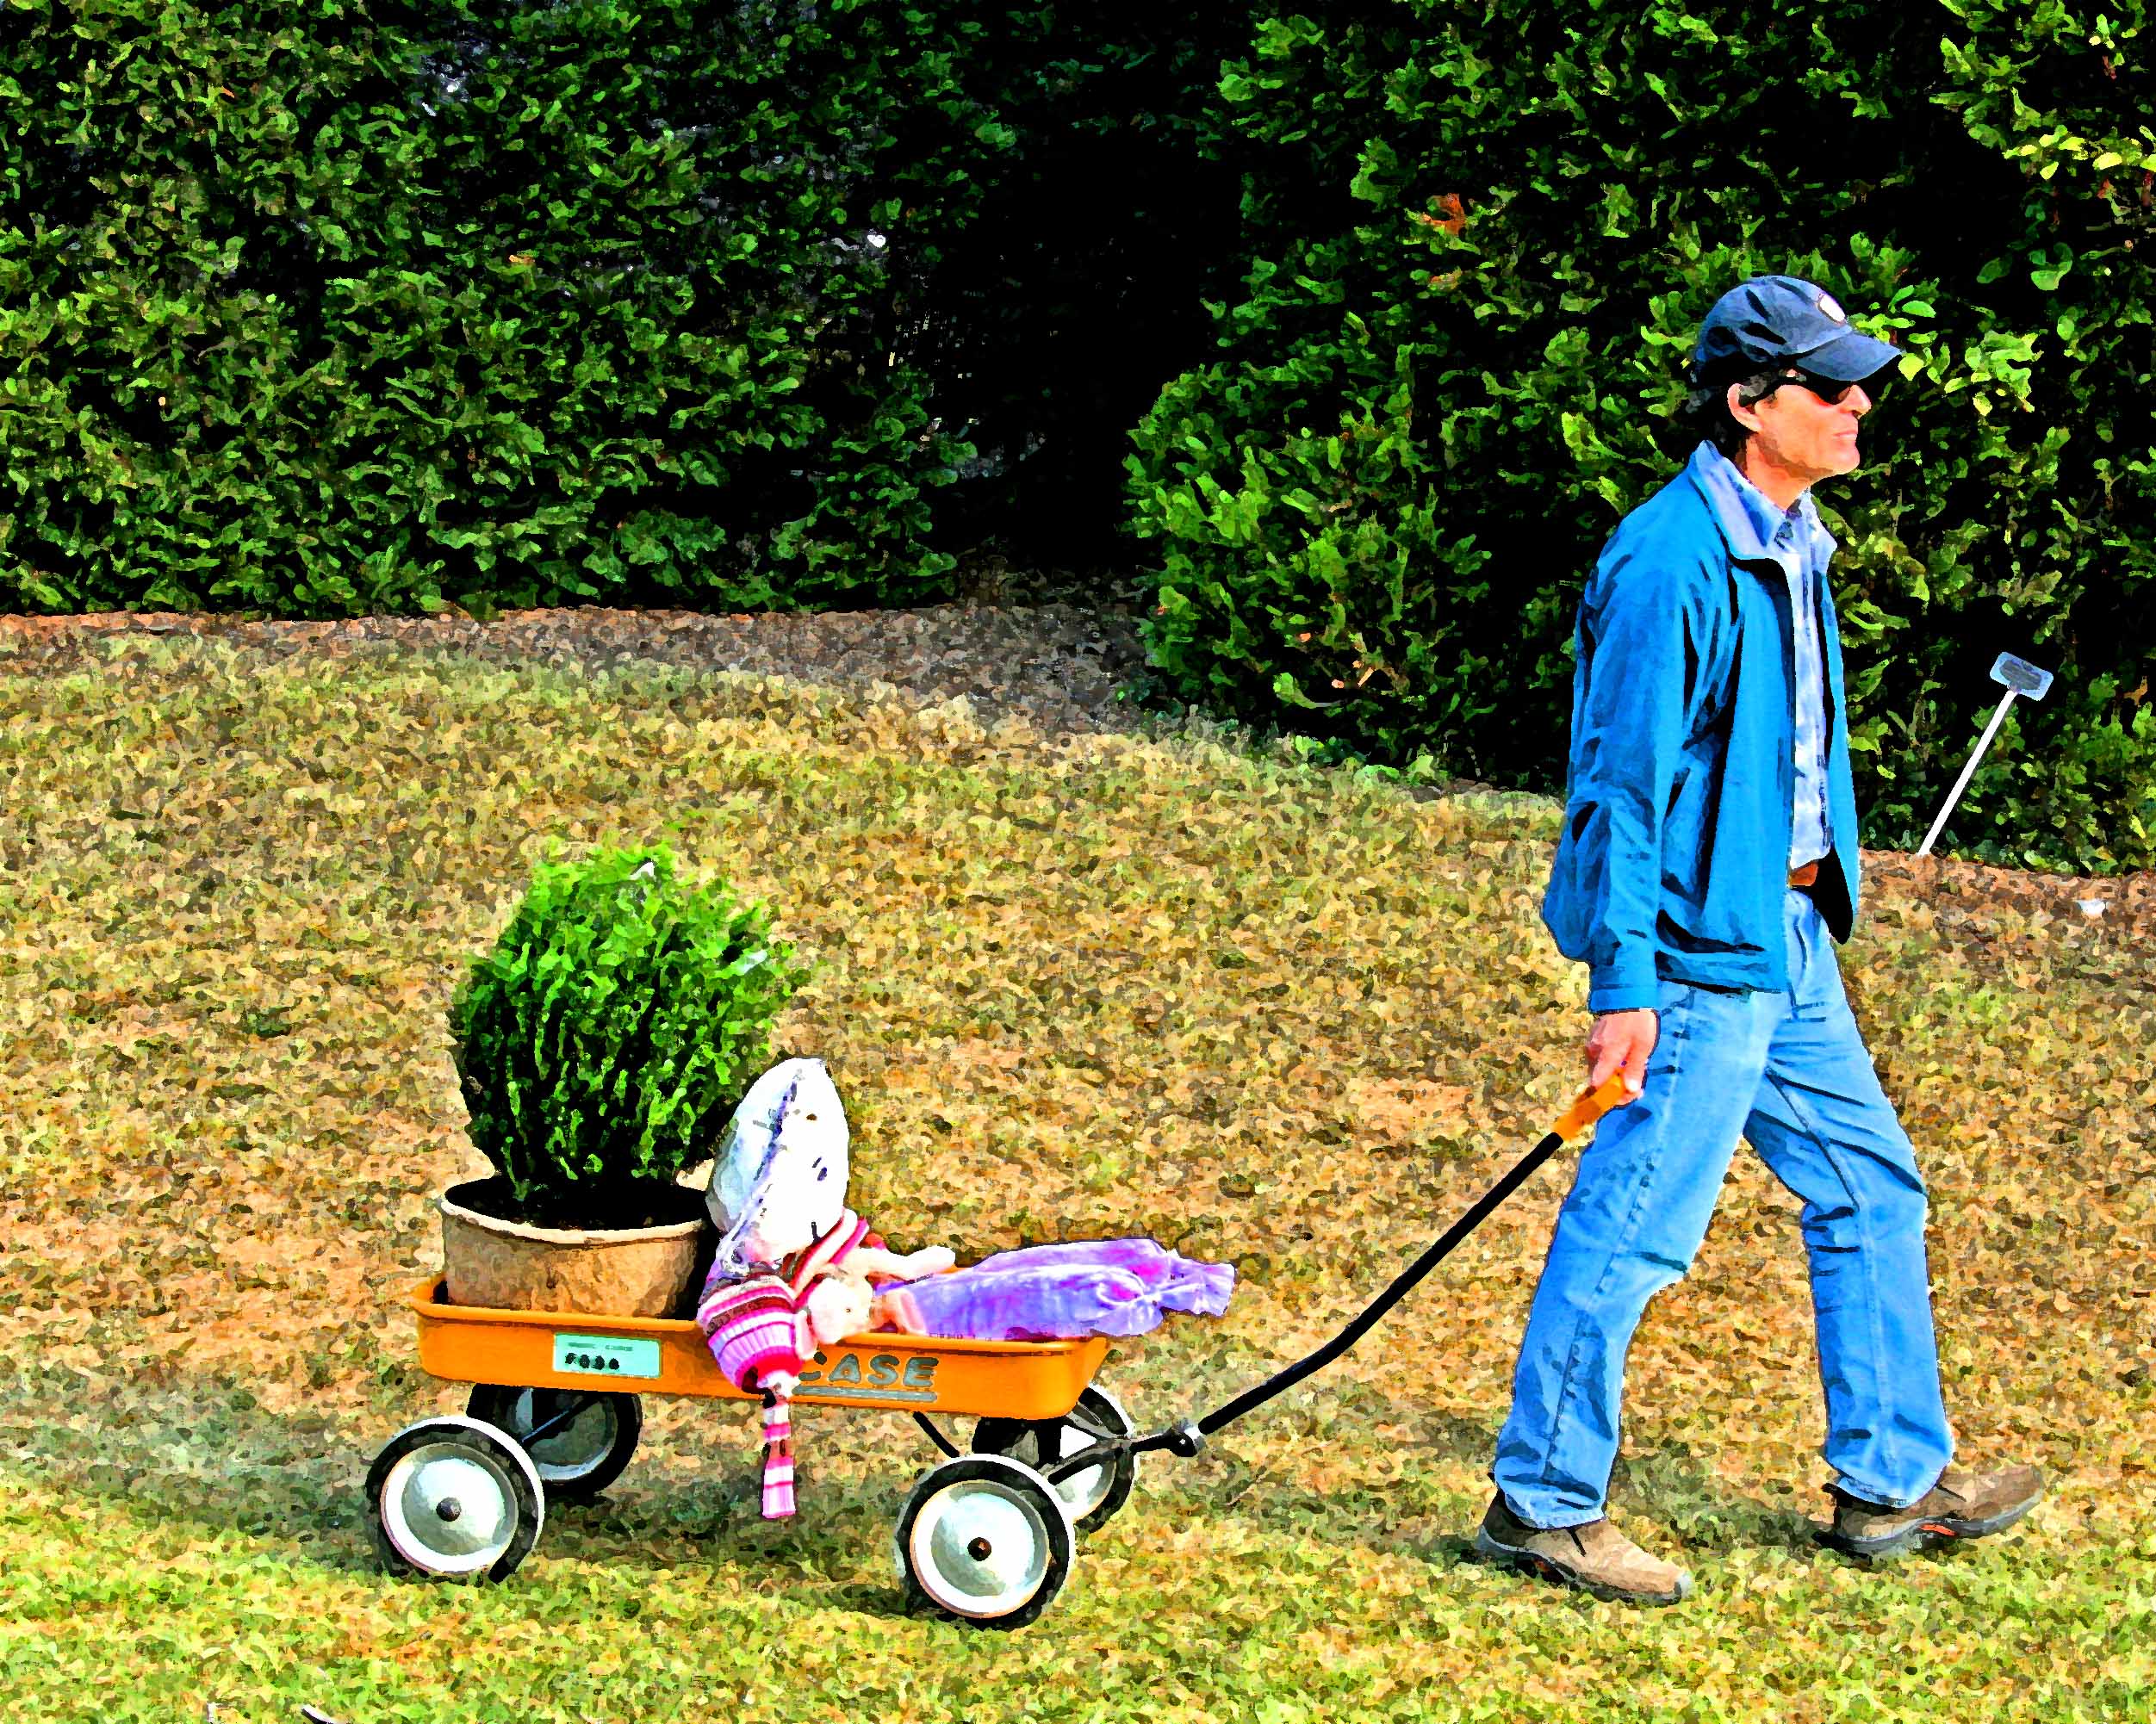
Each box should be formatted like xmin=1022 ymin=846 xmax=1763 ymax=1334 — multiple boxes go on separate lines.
xmin=1129 ymin=1072 xmax=1633 ymax=1459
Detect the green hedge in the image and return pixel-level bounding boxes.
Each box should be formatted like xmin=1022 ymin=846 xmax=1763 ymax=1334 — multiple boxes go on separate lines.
xmin=8 ymin=1 xmax=2150 ymax=870
xmin=0 ymin=0 xmax=1004 ymax=617
xmin=1128 ymin=0 xmax=2156 ymax=873
xmin=0 ymin=1 xmax=1252 ymax=613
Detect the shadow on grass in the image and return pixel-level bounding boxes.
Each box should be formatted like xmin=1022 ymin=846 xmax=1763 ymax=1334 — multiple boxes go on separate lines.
xmin=1145 ymin=1374 xmax=1835 ymax=1572
xmin=0 ymin=1361 xmax=942 ymax=1617
xmin=0 ymin=1350 xmax=1842 ymax=1619
xmin=0 ymin=1363 xmax=386 ymax=1578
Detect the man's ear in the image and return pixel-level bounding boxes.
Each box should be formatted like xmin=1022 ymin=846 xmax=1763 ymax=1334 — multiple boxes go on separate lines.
xmin=1725 ymin=381 xmax=1765 ymax=436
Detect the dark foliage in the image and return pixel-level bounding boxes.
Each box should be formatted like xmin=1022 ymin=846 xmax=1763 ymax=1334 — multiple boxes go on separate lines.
xmin=1128 ymin=0 xmax=2155 ymax=871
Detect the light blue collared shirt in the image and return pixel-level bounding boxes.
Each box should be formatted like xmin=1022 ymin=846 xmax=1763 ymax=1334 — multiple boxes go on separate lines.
xmin=1691 ymin=445 xmax=1835 ymax=870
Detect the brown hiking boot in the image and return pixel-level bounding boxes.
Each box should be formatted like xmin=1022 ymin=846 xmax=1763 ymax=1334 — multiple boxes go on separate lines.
xmin=1820 ymin=1463 xmax=2044 ymax=1560
xmin=1475 ymin=1495 xmax=1693 ymax=1605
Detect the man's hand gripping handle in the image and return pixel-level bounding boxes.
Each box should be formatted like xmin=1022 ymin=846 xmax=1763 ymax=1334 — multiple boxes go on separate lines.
xmin=1585 ymin=1008 xmax=1659 ymax=1107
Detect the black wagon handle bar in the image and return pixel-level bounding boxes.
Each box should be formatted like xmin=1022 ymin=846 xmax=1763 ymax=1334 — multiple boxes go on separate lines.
xmin=1128 ymin=1073 xmax=1631 ymax=1458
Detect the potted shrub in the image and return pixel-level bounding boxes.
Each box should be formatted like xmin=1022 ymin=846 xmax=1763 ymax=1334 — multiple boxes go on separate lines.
xmin=440 ymin=840 xmax=807 ymax=1316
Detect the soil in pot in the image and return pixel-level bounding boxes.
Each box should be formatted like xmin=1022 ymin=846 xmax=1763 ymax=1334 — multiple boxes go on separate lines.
xmin=450 ymin=1175 xmax=709 ymax=1232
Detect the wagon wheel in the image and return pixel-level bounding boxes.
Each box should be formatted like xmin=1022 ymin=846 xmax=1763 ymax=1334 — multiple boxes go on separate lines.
xmin=366 ymin=1416 xmax=544 ymax=1583
xmin=894 ymin=1454 xmax=1075 ymax=1630
xmin=972 ymin=1385 xmax=1137 ymax=1531
xmin=466 ymin=1386 xmax=642 ymax=1503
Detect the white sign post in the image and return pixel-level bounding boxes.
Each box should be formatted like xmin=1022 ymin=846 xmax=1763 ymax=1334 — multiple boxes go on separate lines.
xmin=1916 ymin=653 xmax=2054 ymax=858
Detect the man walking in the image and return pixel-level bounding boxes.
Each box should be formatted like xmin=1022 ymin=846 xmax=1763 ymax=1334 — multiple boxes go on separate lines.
xmin=1474 ymin=276 xmax=2042 ymax=1604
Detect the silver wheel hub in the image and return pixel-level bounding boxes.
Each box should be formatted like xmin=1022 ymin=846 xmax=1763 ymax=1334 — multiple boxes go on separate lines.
xmin=908 ymin=1479 xmax=1052 ymax=1618
xmin=382 ymin=1445 xmax=516 ymax=1573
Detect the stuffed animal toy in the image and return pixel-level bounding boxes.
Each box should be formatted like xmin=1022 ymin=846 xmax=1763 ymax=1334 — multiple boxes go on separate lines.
xmin=694 ymin=1058 xmax=952 ymax=1517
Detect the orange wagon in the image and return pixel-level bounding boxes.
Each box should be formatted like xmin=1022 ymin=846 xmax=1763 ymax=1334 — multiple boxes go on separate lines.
xmin=367 ymin=1277 xmax=1132 ymax=1628
xmin=363 ymin=1076 xmax=1625 ymax=1628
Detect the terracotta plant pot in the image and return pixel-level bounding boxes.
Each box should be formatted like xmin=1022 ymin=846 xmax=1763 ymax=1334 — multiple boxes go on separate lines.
xmin=439 ymin=1177 xmax=712 ymax=1318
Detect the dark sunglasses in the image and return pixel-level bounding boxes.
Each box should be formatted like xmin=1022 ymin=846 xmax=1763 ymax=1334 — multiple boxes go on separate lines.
xmin=1761 ymin=369 xmax=1868 ymax=406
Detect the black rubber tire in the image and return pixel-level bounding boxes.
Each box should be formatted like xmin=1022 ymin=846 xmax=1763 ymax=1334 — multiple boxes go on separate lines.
xmin=893 ymin=1454 xmax=1075 ymax=1630
xmin=972 ymin=1385 xmax=1137 ymax=1532
xmin=465 ymin=1386 xmax=642 ymax=1503
xmin=365 ymin=1416 xmax=544 ymax=1584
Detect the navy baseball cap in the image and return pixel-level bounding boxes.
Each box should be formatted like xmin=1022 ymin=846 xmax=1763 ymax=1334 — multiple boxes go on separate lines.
xmin=1691 ymin=275 xmax=1900 ymax=386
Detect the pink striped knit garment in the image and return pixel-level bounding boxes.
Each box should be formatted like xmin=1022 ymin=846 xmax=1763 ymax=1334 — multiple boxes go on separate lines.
xmin=695 ymin=1208 xmax=878 ymax=1519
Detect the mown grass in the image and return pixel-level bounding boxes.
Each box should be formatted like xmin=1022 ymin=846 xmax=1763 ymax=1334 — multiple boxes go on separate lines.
xmin=2 ymin=630 xmax=2152 ymax=1724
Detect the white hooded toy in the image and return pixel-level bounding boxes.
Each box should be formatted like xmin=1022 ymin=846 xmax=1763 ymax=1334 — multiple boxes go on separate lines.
xmin=706 ymin=1056 xmax=851 ymax=1275
xmin=694 ymin=1057 xmax=954 ymax=1517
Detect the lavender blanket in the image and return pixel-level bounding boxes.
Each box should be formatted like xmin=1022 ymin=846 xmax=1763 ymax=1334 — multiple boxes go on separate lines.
xmin=876 ymin=1238 xmax=1235 ymax=1342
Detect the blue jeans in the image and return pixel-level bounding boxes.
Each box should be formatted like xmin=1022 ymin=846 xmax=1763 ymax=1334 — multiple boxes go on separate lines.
xmin=1492 ymin=888 xmax=1954 ymax=1528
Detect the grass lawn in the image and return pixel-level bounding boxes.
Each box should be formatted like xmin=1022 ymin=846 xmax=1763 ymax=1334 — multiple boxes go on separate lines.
xmin=2 ymin=630 xmax=2152 ymax=1723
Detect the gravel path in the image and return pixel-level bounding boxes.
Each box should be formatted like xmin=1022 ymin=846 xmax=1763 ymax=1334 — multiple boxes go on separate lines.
xmin=3 ymin=598 xmax=2147 ymax=927
xmin=0 ymin=599 xmax=1157 ymax=740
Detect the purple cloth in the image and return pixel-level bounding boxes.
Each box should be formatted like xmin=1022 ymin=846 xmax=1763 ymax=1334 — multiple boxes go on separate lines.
xmin=879 ymin=1238 xmax=1234 ymax=1341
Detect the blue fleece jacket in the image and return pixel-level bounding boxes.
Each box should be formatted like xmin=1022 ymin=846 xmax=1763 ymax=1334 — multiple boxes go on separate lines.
xmin=1541 ymin=443 xmax=1865 ymax=1012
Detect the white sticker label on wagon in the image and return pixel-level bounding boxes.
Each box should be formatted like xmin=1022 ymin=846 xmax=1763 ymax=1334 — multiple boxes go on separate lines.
xmin=552 ymin=1335 xmax=662 ymax=1380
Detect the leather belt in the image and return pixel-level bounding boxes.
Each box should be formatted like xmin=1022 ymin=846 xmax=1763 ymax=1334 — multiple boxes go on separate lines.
xmin=1788 ymin=860 xmax=1820 ymax=889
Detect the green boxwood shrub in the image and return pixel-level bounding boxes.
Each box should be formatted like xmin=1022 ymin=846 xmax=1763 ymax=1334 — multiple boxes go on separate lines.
xmin=448 ymin=842 xmax=805 ymax=1223
xmin=1128 ymin=0 xmax=2155 ymax=873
